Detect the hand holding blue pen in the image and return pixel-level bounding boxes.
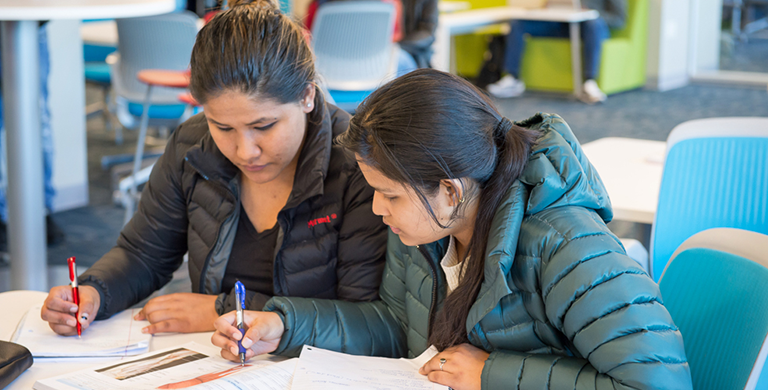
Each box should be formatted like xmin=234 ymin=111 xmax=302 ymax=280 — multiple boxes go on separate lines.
xmin=234 ymin=280 xmax=247 ymax=366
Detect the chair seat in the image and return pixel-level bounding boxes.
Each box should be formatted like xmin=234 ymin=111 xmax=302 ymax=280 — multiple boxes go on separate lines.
xmin=127 ymin=102 xmax=188 ymax=119
xmin=328 ymin=89 xmax=375 ymax=112
xmin=84 ymin=63 xmax=112 ymax=84
xmin=659 ymin=248 xmax=768 ymax=390
xmin=83 ymin=43 xmax=117 ymax=63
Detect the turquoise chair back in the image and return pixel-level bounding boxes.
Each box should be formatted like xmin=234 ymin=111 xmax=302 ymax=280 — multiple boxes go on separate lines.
xmin=650 ymin=136 xmax=768 ymax=281
xmin=659 ymin=248 xmax=768 ymax=390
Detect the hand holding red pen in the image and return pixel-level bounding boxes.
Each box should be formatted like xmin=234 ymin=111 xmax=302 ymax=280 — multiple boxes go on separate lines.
xmin=68 ymin=257 xmax=82 ymax=336
xmin=41 ymin=260 xmax=101 ymax=336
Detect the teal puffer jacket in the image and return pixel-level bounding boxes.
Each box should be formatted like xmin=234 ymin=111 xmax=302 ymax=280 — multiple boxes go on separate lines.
xmin=265 ymin=113 xmax=693 ymax=389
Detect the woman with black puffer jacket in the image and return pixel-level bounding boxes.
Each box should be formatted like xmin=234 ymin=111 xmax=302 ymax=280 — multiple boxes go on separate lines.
xmin=40 ymin=0 xmax=387 ymax=337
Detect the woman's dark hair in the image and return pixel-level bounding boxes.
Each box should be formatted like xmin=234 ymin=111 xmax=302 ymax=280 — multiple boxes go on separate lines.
xmin=337 ymin=69 xmax=540 ymax=350
xmin=189 ymin=0 xmax=314 ymax=105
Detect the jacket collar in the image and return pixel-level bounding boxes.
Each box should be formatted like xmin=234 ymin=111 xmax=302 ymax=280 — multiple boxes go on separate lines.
xmin=184 ymin=90 xmax=333 ymax=207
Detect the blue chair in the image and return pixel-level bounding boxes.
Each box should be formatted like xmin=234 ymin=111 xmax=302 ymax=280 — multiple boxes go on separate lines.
xmin=649 ymin=117 xmax=768 ymax=281
xmin=310 ymin=1 xmax=398 ymax=112
xmin=110 ymin=12 xmax=198 ymax=224
xmin=659 ymin=247 xmax=768 ymax=390
xmin=83 ymin=22 xmax=119 ymax=136
xmin=666 ymin=228 xmax=768 ymax=390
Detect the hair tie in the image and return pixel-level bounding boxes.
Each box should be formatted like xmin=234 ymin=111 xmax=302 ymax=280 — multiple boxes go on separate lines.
xmin=494 ymin=117 xmax=513 ymax=144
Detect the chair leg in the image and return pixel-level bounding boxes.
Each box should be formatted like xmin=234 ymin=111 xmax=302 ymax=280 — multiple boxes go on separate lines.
xmin=106 ymin=87 xmax=125 ymax=145
xmin=115 ymin=125 xmax=124 ymax=146
xmin=733 ymin=0 xmax=744 ymax=40
xmin=102 ymin=85 xmax=113 ymax=133
xmin=124 ymin=84 xmax=153 ymax=226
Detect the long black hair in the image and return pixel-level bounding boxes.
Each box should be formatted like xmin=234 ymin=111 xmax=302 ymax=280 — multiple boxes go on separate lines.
xmin=337 ymin=69 xmax=540 ymax=350
xmin=189 ymin=0 xmax=314 ymax=105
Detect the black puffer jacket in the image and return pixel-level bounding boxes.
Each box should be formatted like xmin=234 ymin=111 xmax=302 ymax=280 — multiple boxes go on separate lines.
xmin=80 ymin=94 xmax=388 ymax=319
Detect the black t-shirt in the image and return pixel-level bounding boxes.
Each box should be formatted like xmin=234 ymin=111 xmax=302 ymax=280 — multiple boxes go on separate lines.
xmin=221 ymin=205 xmax=278 ymax=296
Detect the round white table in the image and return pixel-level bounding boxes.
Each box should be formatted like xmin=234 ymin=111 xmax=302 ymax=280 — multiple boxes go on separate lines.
xmin=0 ymin=0 xmax=175 ymax=291
xmin=581 ymin=137 xmax=666 ymax=224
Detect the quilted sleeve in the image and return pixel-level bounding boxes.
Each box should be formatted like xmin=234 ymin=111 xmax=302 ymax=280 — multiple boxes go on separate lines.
xmin=482 ymin=218 xmax=692 ymax=389
xmin=264 ymin=233 xmax=409 ymax=358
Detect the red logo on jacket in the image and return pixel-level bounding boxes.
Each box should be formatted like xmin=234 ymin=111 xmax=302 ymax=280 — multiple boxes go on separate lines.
xmin=308 ymin=213 xmax=337 ymax=228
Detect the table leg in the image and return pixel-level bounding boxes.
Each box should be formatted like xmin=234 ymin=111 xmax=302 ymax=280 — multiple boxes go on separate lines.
xmin=125 ymin=84 xmax=153 ymax=226
xmin=1 ymin=20 xmax=48 ymax=291
xmin=569 ymin=21 xmax=583 ymax=98
xmin=432 ymin=26 xmax=450 ymax=72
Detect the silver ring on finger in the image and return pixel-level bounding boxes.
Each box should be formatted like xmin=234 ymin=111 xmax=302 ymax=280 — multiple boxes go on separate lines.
xmin=439 ymin=358 xmax=447 ymax=371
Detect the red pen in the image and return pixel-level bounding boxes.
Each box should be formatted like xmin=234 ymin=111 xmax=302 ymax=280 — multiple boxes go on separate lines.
xmin=67 ymin=257 xmax=82 ymax=337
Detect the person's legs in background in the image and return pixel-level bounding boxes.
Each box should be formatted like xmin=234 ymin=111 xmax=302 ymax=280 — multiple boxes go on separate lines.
xmin=579 ymin=17 xmax=611 ymax=103
xmin=487 ymin=20 xmax=569 ymax=98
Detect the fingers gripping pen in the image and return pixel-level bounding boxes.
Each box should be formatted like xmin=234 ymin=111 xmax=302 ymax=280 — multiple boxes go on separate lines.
xmin=235 ymin=280 xmax=246 ymax=366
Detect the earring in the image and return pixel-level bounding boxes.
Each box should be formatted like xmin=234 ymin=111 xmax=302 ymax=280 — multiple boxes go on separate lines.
xmin=459 ymin=198 xmax=465 ymax=203
xmin=307 ymin=102 xmax=312 ymax=107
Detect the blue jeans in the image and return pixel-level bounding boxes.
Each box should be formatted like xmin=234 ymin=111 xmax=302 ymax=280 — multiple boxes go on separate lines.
xmin=0 ymin=26 xmax=56 ymax=222
xmin=503 ymin=17 xmax=610 ymax=80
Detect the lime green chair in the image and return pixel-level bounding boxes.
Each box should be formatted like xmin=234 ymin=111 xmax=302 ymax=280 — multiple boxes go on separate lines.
xmin=519 ymin=0 xmax=648 ymax=94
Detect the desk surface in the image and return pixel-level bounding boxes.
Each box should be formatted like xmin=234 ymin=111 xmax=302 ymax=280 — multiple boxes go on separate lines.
xmin=438 ymin=6 xmax=599 ymax=30
xmin=581 ymin=137 xmax=667 ymax=225
xmin=438 ymin=1 xmax=471 ymax=13
xmin=2 ymin=291 xmax=220 ymax=390
xmin=0 ymin=0 xmax=175 ymax=20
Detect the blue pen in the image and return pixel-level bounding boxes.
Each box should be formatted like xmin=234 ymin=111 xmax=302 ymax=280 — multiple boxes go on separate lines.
xmin=234 ymin=280 xmax=247 ymax=366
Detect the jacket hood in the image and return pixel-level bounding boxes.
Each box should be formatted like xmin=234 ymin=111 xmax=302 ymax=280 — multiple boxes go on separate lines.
xmin=518 ymin=113 xmax=612 ymax=220
xmin=466 ymin=113 xmax=613 ymax=334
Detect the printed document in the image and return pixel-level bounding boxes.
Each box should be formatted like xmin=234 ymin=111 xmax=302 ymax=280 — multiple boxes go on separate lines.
xmin=13 ymin=306 xmax=150 ymax=357
xmin=34 ymin=342 xmax=296 ymax=390
xmin=291 ymin=345 xmax=449 ymax=390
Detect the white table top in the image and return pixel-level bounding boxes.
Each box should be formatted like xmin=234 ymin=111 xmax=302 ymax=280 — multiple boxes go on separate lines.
xmin=581 ymin=137 xmax=667 ymax=225
xmin=439 ymin=6 xmax=598 ymax=32
xmin=0 ymin=0 xmax=175 ymax=21
xmin=1 ymin=290 xmax=219 ymax=390
xmin=438 ymin=1 xmax=471 ymax=13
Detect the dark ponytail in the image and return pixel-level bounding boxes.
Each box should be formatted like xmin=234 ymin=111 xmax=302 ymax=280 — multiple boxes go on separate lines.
xmin=189 ymin=0 xmax=314 ymax=105
xmin=338 ymin=69 xmax=539 ymax=350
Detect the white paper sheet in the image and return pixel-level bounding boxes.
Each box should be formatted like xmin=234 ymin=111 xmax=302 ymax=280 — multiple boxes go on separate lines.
xmin=13 ymin=305 xmax=151 ymax=357
xmin=290 ymin=345 xmax=449 ymax=390
xmin=34 ymin=342 xmax=296 ymax=390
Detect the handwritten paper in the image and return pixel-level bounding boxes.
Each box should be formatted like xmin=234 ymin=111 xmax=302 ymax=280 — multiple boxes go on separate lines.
xmin=13 ymin=306 xmax=150 ymax=357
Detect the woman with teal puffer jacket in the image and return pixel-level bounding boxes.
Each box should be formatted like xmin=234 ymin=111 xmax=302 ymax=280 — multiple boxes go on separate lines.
xmin=211 ymin=69 xmax=693 ymax=390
